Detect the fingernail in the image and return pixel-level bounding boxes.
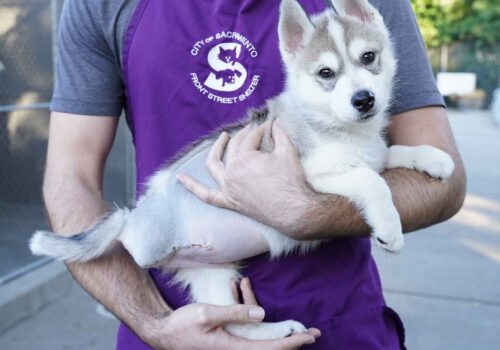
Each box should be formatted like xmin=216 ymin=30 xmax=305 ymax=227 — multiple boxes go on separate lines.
xmin=176 ymin=174 xmax=185 ymax=182
xmin=248 ymin=307 xmax=265 ymax=320
xmin=306 ymin=337 xmax=316 ymax=344
xmin=308 ymin=328 xmax=321 ymax=338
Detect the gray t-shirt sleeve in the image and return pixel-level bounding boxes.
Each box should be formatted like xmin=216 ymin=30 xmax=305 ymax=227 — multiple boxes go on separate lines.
xmin=375 ymin=0 xmax=445 ymax=115
xmin=52 ymin=0 xmax=443 ymax=117
xmin=50 ymin=0 xmax=124 ymax=116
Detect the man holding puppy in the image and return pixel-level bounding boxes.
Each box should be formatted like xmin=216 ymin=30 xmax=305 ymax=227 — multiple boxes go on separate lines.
xmin=45 ymin=0 xmax=465 ymax=348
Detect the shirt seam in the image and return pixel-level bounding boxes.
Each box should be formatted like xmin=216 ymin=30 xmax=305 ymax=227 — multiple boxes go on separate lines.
xmin=51 ymin=97 xmax=120 ymax=106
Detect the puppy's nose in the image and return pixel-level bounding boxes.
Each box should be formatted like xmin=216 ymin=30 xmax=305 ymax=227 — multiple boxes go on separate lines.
xmin=351 ymin=90 xmax=375 ymax=113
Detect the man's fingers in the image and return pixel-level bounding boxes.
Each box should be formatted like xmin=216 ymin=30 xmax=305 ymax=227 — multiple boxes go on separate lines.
xmin=240 ymin=277 xmax=259 ymax=306
xmin=221 ymin=327 xmax=318 ymax=350
xmin=229 ymin=277 xmax=259 ymax=306
xmin=272 ymin=121 xmax=296 ymax=155
xmin=240 ymin=123 xmax=268 ymax=151
xmin=230 ymin=279 xmax=240 ymax=302
xmin=225 ymin=328 xmax=319 ymax=350
xmin=227 ymin=124 xmax=252 ymax=156
xmin=177 ymin=174 xmax=232 ymax=209
xmin=201 ymin=304 xmax=265 ymax=328
xmin=274 ymin=332 xmax=317 ymax=349
xmin=206 ymin=132 xmax=229 ymax=187
xmin=262 ymin=332 xmax=317 ymax=350
xmin=307 ymin=328 xmax=321 ymax=338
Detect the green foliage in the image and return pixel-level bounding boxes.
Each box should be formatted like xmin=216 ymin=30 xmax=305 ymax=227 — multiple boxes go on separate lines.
xmin=411 ymin=0 xmax=500 ymax=48
xmin=411 ymin=0 xmax=499 ymax=103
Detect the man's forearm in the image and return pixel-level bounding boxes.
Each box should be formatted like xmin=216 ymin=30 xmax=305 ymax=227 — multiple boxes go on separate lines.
xmin=178 ymin=107 xmax=467 ymax=241
xmin=302 ymin=161 xmax=466 ymax=239
xmin=44 ymin=180 xmax=172 ymax=343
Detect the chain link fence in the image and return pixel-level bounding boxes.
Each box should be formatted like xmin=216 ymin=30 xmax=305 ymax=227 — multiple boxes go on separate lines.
xmin=0 ymin=0 xmax=135 ymax=283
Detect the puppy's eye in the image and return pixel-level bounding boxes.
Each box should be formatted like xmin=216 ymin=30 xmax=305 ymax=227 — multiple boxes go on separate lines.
xmin=318 ymin=68 xmax=335 ymax=79
xmin=361 ymin=51 xmax=376 ymax=65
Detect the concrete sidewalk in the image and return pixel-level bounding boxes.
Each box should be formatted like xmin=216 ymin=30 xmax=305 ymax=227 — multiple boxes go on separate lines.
xmin=0 ymin=262 xmax=118 ymax=350
xmin=374 ymin=109 xmax=500 ymax=349
xmin=0 ymin=109 xmax=498 ymax=349
xmin=0 ymin=274 xmax=119 ymax=349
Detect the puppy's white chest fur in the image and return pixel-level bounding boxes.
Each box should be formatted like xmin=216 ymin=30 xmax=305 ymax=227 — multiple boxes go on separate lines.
xmin=302 ymin=134 xmax=387 ymax=181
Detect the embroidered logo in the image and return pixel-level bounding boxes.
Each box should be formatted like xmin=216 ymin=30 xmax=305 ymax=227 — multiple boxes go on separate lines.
xmin=190 ymin=31 xmax=260 ymax=104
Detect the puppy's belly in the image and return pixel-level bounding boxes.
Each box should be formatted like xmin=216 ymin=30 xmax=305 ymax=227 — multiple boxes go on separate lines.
xmin=163 ymin=147 xmax=271 ymax=266
xmin=174 ymin=212 xmax=270 ymax=265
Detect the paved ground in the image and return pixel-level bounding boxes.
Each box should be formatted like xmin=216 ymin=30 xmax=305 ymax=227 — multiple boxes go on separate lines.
xmin=0 ymin=109 xmax=498 ymax=349
xmin=373 ymin=109 xmax=500 ymax=349
xmin=0 ymin=116 xmax=133 ymax=284
xmin=0 ymin=206 xmax=48 ymax=282
xmin=0 ymin=279 xmax=119 ymax=349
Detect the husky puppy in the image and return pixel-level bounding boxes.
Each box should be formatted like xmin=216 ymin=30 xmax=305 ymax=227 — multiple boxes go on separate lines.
xmin=30 ymin=0 xmax=454 ymax=340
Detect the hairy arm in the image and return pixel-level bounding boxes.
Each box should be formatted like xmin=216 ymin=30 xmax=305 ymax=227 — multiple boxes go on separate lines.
xmin=43 ymin=112 xmax=171 ymax=342
xmin=44 ymin=112 xmax=318 ymax=350
xmin=304 ymin=107 xmax=466 ymax=239
xmin=179 ymin=107 xmax=466 ymax=240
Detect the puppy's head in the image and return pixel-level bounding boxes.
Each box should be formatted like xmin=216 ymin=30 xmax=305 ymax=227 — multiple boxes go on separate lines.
xmin=278 ymin=0 xmax=396 ymax=127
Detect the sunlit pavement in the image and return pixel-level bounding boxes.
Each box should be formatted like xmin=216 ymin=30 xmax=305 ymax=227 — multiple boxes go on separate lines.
xmin=0 ymin=278 xmax=119 ymax=349
xmin=374 ymin=109 xmax=500 ymax=350
xmin=0 ymin=109 xmax=498 ymax=349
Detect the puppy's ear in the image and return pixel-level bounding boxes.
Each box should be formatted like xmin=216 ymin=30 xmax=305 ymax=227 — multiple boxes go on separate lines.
xmin=331 ymin=0 xmax=383 ymax=24
xmin=278 ymin=0 xmax=314 ymax=60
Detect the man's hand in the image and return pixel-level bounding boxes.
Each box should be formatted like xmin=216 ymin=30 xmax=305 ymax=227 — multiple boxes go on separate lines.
xmin=47 ymin=113 xmax=320 ymax=350
xmin=146 ymin=278 xmax=320 ymax=350
xmin=178 ymin=107 xmax=466 ymax=240
xmin=178 ymin=122 xmax=315 ymax=239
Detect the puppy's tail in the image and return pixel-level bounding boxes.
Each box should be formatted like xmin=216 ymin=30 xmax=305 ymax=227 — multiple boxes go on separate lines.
xmin=29 ymin=208 xmax=130 ymax=262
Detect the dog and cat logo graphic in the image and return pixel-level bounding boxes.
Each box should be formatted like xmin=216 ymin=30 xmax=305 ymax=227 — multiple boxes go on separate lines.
xmin=206 ymin=44 xmax=246 ymax=92
xmin=190 ymin=31 xmax=260 ymax=104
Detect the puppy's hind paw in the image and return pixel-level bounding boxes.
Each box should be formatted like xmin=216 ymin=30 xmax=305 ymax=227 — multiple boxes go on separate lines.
xmin=254 ymin=320 xmax=307 ymax=340
xmin=225 ymin=320 xmax=307 ymax=340
xmin=282 ymin=320 xmax=308 ymax=337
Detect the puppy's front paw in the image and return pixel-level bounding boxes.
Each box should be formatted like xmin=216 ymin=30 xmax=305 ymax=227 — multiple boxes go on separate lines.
xmin=368 ymin=203 xmax=404 ymax=253
xmin=375 ymin=230 xmax=404 ymax=253
xmin=412 ymin=145 xmax=455 ymax=181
